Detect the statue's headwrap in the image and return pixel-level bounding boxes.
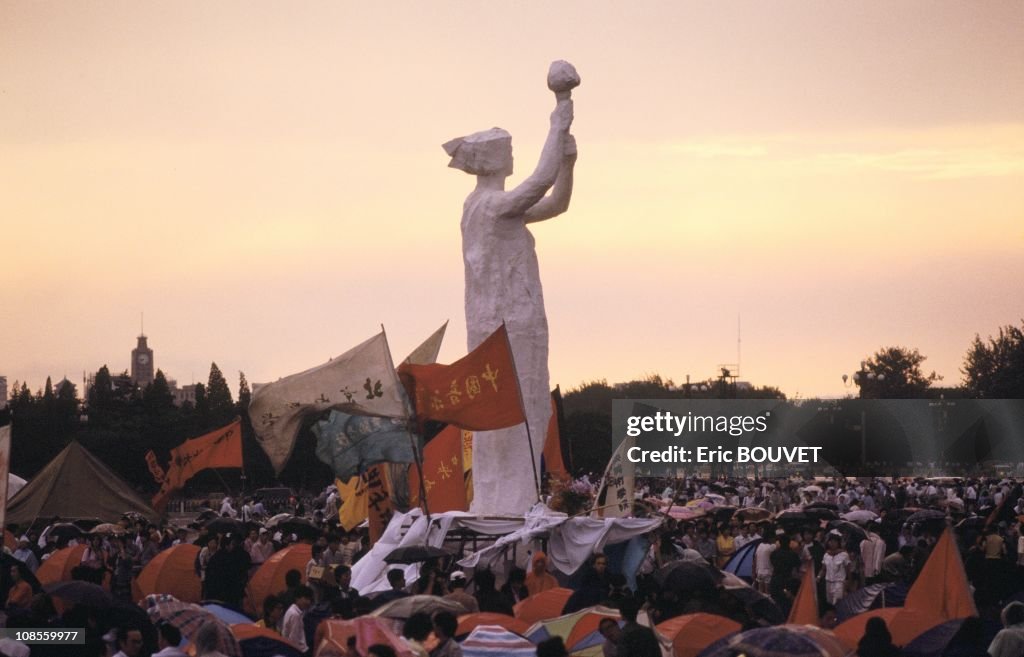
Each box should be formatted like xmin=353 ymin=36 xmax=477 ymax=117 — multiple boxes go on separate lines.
xmin=443 ymin=127 xmax=511 ymax=176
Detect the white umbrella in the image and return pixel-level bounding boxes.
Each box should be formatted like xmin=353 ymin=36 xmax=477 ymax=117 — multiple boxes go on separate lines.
xmin=841 ymin=510 xmax=878 ymax=524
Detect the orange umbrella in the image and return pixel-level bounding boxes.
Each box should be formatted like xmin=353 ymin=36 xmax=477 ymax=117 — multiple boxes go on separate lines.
xmin=513 ymin=587 xmax=573 ymax=624
xmin=656 ymin=613 xmax=742 ymax=657
xmin=834 ymin=607 xmax=945 ymax=648
xmin=245 ymin=543 xmax=311 ymax=616
xmin=134 ymin=544 xmax=202 ymax=603
xmin=457 ymin=612 xmax=530 ymax=637
xmin=36 ymin=544 xmax=86 ymax=586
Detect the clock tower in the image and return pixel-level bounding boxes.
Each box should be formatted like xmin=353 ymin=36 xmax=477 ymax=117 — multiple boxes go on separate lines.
xmin=131 ymin=334 xmax=155 ymax=387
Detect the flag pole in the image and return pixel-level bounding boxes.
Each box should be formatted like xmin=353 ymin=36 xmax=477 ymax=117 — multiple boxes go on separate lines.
xmin=383 ymin=325 xmax=431 ymax=521
xmin=501 ymin=320 xmax=542 ymax=503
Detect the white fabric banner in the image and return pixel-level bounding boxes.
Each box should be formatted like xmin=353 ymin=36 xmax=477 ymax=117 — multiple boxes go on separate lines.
xmin=249 ymin=331 xmax=411 ymax=473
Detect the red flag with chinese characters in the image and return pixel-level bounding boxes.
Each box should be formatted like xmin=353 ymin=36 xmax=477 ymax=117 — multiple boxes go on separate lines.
xmin=398 ymin=324 xmax=525 ymax=430
xmin=409 ymin=425 xmax=468 ymax=513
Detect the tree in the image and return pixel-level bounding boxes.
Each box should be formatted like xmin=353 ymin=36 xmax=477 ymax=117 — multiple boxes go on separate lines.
xmin=858 ymin=346 xmax=941 ymax=399
xmin=193 ymin=382 xmax=209 ymax=419
xmin=88 ymin=366 xmax=114 ymax=410
xmin=962 ymin=321 xmax=1024 ymax=398
xmin=144 ymin=370 xmax=176 ymax=413
xmin=206 ymin=363 xmax=234 ymax=422
xmin=237 ymin=371 xmax=252 ymax=411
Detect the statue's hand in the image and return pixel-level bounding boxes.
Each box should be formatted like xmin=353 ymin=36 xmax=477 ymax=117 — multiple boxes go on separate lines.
xmin=564 ymin=134 xmax=577 ymax=162
xmin=550 ymin=99 xmax=574 ymax=132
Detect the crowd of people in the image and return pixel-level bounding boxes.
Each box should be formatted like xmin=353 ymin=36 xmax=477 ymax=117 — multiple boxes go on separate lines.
xmin=0 ymin=475 xmax=1022 ymax=657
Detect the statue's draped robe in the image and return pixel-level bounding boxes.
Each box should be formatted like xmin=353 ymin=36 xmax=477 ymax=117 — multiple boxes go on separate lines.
xmin=462 ymin=189 xmax=551 ymax=515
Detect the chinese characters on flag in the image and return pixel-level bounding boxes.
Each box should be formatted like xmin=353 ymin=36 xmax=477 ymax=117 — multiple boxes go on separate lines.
xmin=398 ymin=324 xmax=525 ymax=431
xmin=409 ymin=425 xmax=468 ymax=513
xmin=365 ymin=464 xmax=393 ymax=544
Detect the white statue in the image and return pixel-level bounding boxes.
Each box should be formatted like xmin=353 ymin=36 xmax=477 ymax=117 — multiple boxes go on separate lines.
xmin=443 ymin=61 xmax=579 ymax=515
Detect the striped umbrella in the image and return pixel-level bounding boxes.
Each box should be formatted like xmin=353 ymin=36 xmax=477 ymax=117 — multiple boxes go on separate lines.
xmin=525 ymin=606 xmax=621 ymax=657
xmin=461 ymin=625 xmax=537 ymax=657
xmin=722 ymin=538 xmax=761 ymax=580
xmin=457 ymin=612 xmax=530 ymax=637
xmin=143 ymin=593 xmax=242 ymax=657
xmin=315 ymin=617 xmax=413 ymax=657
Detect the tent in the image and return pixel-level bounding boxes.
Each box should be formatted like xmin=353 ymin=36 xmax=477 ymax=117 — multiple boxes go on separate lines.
xmin=6 ymin=441 xmax=160 ymax=526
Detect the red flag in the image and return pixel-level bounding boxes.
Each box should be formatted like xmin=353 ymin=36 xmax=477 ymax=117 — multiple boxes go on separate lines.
xmin=904 ymin=527 xmax=977 ymax=620
xmin=151 ymin=419 xmax=243 ymax=510
xmin=788 ymin=564 xmax=820 ymax=625
xmin=409 ymin=425 xmax=468 ymax=513
xmin=398 ymin=324 xmax=525 ymax=430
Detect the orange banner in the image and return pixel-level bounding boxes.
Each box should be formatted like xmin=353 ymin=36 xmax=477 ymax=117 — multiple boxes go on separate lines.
xmin=409 ymin=425 xmax=468 ymax=513
xmin=398 ymin=324 xmax=525 ymax=431
xmin=152 ymin=419 xmax=242 ymax=510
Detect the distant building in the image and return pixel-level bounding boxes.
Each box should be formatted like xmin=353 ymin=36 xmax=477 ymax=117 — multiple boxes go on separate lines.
xmin=130 ymin=334 xmax=155 ymax=388
xmin=167 ymin=379 xmax=197 ymax=407
xmin=0 ymin=375 xmax=7 ymax=409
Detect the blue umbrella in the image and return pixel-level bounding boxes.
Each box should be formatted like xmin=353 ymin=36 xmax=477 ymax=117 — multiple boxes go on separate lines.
xmin=723 ymin=538 xmax=761 ymax=581
xmin=202 ymin=603 xmax=253 ymax=625
xmin=902 ymin=619 xmax=966 ymax=657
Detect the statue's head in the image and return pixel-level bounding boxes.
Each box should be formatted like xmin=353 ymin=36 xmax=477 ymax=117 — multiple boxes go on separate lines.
xmin=443 ymin=128 xmax=512 ymax=176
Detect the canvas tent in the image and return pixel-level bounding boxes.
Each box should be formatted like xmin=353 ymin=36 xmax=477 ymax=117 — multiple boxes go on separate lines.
xmin=6 ymin=441 xmax=160 ymax=526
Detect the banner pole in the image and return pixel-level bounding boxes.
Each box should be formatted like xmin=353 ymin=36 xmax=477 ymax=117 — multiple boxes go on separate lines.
xmin=501 ymin=320 xmax=541 ymax=503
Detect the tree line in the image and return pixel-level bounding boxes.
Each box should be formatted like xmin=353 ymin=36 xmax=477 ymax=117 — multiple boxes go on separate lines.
xmin=1 ymin=320 xmax=1021 ymax=491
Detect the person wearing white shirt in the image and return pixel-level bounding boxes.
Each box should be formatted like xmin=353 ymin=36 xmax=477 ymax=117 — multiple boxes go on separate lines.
xmin=281 ymin=585 xmax=314 ymax=653
xmin=219 ymin=497 xmax=237 ymax=518
xmin=820 ymin=534 xmax=851 ymax=604
xmin=12 ymin=537 xmax=39 ymax=573
xmin=859 ymin=531 xmax=886 ymax=580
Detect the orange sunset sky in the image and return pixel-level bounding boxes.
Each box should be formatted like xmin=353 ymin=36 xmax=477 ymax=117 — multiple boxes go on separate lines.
xmin=2 ymin=2 xmax=1022 ymax=399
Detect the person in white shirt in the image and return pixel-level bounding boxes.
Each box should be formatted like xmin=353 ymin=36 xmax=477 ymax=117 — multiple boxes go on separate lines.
xmin=12 ymin=536 xmax=39 ymax=573
xmin=988 ymin=602 xmax=1024 ymax=657
xmin=250 ymin=528 xmax=275 ymax=567
xmin=819 ymin=534 xmax=851 ymax=604
xmin=219 ymin=497 xmax=237 ymax=518
xmin=859 ymin=531 xmax=886 ymax=581
xmin=281 ymin=585 xmax=314 ymax=653
xmin=753 ymin=533 xmax=777 ymax=593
